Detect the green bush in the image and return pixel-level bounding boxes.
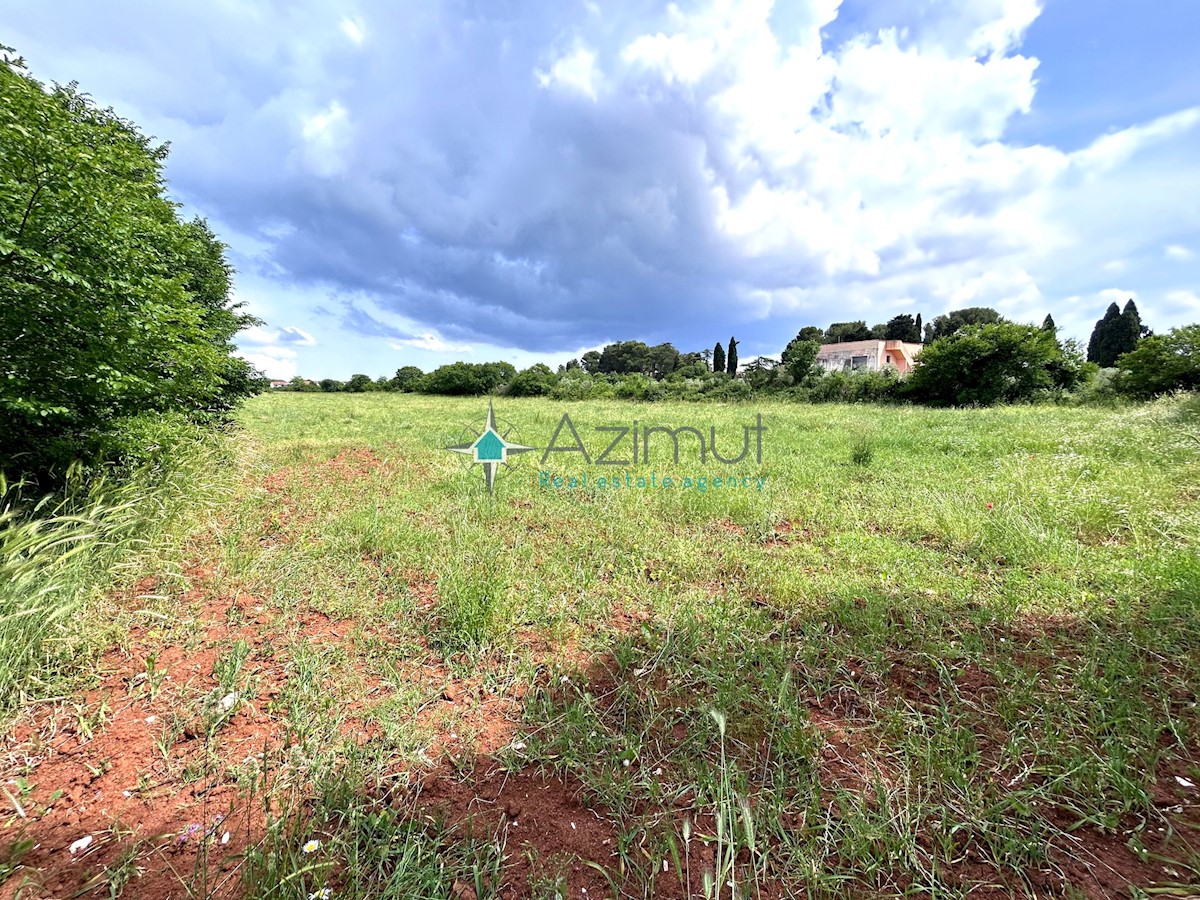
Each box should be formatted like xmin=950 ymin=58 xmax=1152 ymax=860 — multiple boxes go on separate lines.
xmin=0 ymin=50 xmax=260 ymax=482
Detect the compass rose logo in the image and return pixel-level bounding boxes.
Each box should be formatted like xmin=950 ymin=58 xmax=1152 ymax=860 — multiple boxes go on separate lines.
xmin=446 ymin=401 xmax=535 ymax=492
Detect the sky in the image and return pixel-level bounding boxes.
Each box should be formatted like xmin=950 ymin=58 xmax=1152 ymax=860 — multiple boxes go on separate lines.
xmin=4 ymin=0 xmax=1199 ymax=380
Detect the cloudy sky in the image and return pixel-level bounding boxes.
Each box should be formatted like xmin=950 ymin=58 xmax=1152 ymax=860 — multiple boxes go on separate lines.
xmin=6 ymin=0 xmax=1199 ymax=379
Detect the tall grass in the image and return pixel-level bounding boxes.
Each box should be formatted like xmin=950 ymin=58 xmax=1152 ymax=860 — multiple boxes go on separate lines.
xmin=0 ymin=434 xmax=233 ymax=716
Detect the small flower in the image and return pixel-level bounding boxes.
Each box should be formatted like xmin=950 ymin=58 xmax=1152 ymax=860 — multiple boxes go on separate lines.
xmin=178 ymin=823 xmax=203 ymax=845
xmin=308 ymin=890 xmax=332 ymax=900
xmin=302 ymin=839 xmax=321 ymax=854
xmin=986 ymin=503 xmax=994 ymax=510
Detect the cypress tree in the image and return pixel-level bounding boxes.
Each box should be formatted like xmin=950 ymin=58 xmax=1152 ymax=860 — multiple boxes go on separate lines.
xmin=1087 ymin=302 xmax=1122 ymax=366
xmin=1110 ymin=299 xmax=1143 ymax=362
xmin=713 ymin=341 xmax=725 ymax=374
xmin=915 ymin=313 xmax=923 ymax=341
xmin=727 ymin=337 xmax=739 ymax=374
xmin=1042 ymin=314 xmax=1056 ymax=332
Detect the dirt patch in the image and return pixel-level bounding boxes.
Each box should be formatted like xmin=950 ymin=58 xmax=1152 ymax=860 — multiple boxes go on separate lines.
xmin=0 ymin=566 xmax=388 ymax=899
xmin=415 ymin=764 xmax=619 ymax=899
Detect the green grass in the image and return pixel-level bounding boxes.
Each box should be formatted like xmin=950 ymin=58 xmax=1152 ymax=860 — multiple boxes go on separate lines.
xmin=0 ymin=433 xmax=234 ymax=718
xmin=7 ymin=392 xmax=1200 ymax=897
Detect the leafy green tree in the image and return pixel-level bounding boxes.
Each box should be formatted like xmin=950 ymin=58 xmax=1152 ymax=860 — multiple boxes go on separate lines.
xmin=0 ymin=49 xmax=260 ymax=478
xmin=1115 ymin=324 xmax=1200 ymax=397
xmin=726 ymin=337 xmax=738 ymax=374
xmin=884 ymin=314 xmax=921 ymax=342
xmin=825 ymin=321 xmax=872 ymax=343
xmin=869 ymin=323 xmax=887 ymax=339
xmin=318 ymin=379 xmax=344 ymax=392
xmin=647 ymin=343 xmax=681 ymax=379
xmin=904 ymin=323 xmax=1071 ymax=406
xmin=580 ymin=350 xmax=602 ymax=374
xmin=418 ymin=361 xmax=515 ymax=395
xmin=781 ymin=335 xmax=820 ymax=381
xmin=507 ymin=363 xmax=558 ymax=397
xmin=795 ymin=326 xmax=825 ymax=344
xmin=345 ymin=374 xmax=377 ymax=393
xmin=713 ymin=341 xmax=726 ymax=374
xmin=926 ymin=307 xmax=1002 ymax=342
xmin=391 ymin=365 xmax=423 ymax=391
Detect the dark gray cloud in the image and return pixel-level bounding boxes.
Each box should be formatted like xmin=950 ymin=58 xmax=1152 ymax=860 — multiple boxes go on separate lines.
xmin=4 ymin=0 xmax=1199 ymax=368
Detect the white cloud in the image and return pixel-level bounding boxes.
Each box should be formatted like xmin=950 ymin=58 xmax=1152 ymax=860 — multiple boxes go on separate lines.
xmin=536 ymin=44 xmax=600 ymax=100
xmin=388 ymin=334 xmax=474 ymax=353
xmin=239 ymin=325 xmax=317 ymax=346
xmin=1165 ymin=244 xmax=1194 ymax=261
xmin=238 ymin=346 xmax=298 ymax=380
xmin=1071 ymin=107 xmax=1200 ymax=176
xmin=340 ymin=16 xmax=366 ymax=45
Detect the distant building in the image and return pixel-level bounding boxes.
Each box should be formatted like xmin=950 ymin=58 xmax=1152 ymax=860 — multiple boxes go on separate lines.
xmin=269 ymin=380 xmax=289 ymax=389
xmin=815 ymin=339 xmax=924 ymax=374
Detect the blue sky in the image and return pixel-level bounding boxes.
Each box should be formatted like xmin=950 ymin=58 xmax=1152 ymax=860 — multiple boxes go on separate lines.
xmin=4 ymin=0 xmax=1198 ymax=379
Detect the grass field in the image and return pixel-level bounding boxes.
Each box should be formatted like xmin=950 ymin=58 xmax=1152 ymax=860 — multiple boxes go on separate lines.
xmin=3 ymin=393 xmax=1200 ymax=898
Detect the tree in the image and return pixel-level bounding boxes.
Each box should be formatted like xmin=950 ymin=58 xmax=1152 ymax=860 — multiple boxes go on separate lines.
xmin=1086 ymin=302 xmax=1117 ymax=365
xmin=1111 ymin=299 xmax=1145 ymax=359
xmin=345 ymin=373 xmax=377 ymax=393
xmin=926 ymin=307 xmax=1002 ymax=342
xmin=884 ymin=314 xmax=921 ymax=342
xmin=580 ymin=350 xmax=602 ymax=374
xmin=1042 ymin=314 xmax=1057 ymax=332
xmin=825 ymin=321 xmax=872 ymax=343
xmin=596 ymin=341 xmax=653 ymax=376
xmin=870 ymin=323 xmax=887 ymax=339
xmin=1115 ymin=324 xmax=1200 ymax=397
xmin=391 ymin=366 xmax=424 ymax=391
xmin=781 ymin=333 xmax=820 ymax=381
xmin=701 ymin=347 xmax=713 ymax=370
xmin=726 ymin=337 xmax=739 ymax=374
xmin=915 ymin=313 xmax=922 ymax=340
xmin=418 ymin=361 xmax=515 ymax=395
xmin=796 ymin=326 xmax=825 ymax=344
xmin=319 ymin=379 xmax=344 ymax=392
xmin=507 ymin=363 xmax=558 ymax=397
xmin=0 ymin=48 xmax=260 ymax=479
xmin=713 ymin=341 xmax=726 ymax=374
xmin=647 ymin=343 xmax=681 ymax=379
xmin=904 ymin=323 xmax=1072 ymax=406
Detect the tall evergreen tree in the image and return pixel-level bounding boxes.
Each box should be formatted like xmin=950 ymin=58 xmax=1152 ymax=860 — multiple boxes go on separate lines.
xmin=713 ymin=341 xmax=726 ymax=374
xmin=915 ymin=313 xmax=923 ymax=341
xmin=1087 ymin=302 xmax=1122 ymax=366
xmin=726 ymin=337 xmax=739 ymax=374
xmin=1042 ymin=314 xmax=1056 ymax=332
xmin=1110 ymin=299 xmax=1144 ymax=362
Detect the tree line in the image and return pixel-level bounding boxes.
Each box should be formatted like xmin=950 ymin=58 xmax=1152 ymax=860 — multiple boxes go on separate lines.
xmin=282 ymin=298 xmax=1199 ymax=406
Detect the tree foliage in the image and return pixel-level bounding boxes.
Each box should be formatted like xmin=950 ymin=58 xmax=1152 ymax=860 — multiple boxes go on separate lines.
xmin=712 ymin=341 xmax=726 ymax=374
xmin=726 ymin=337 xmax=738 ymax=374
xmin=418 ymin=361 xmax=516 ymax=396
xmin=781 ymin=333 xmax=820 ymax=381
xmin=925 ymin=307 xmax=1002 ymax=343
xmin=904 ymin=323 xmax=1079 ymax=406
xmin=1115 ymin=324 xmax=1200 ymax=398
xmin=0 ymin=49 xmax=259 ymax=479
xmin=825 ymin=321 xmax=872 ymax=343
xmin=884 ymin=314 xmax=921 ymax=342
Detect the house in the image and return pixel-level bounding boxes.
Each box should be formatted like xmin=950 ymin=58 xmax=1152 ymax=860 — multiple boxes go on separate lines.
xmin=269 ymin=380 xmax=289 ymax=389
xmin=815 ymin=339 xmax=924 ymax=374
